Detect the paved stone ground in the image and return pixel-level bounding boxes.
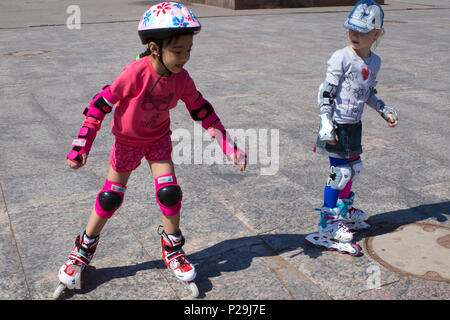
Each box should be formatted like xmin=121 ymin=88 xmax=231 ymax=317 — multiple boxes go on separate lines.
xmin=0 ymin=0 xmax=449 ymax=301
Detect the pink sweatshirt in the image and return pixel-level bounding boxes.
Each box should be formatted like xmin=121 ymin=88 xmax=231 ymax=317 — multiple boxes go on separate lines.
xmin=109 ymin=56 xmax=199 ymax=147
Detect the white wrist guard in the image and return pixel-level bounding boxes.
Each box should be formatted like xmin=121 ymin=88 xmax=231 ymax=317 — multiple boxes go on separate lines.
xmin=378 ymin=101 xmax=398 ymax=123
xmin=318 ymin=112 xmax=336 ymax=141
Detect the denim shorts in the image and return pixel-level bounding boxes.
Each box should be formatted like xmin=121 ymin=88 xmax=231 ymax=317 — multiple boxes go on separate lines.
xmin=315 ymin=121 xmax=362 ymax=159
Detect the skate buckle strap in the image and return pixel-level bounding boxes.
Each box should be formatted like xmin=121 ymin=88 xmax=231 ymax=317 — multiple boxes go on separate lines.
xmin=72 ymin=138 xmax=87 ymax=147
xmin=163 ymin=236 xmax=185 ymax=252
xmin=158 ymin=225 xmax=185 ymax=251
xmin=73 ymin=235 xmax=98 ymax=261
xmin=337 ymin=201 xmax=348 ymax=218
xmin=166 ymin=250 xmax=187 ymax=267
xmin=69 ymin=253 xmax=90 ymax=266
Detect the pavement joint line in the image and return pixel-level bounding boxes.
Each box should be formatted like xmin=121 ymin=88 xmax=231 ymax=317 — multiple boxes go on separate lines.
xmin=192 ymin=240 xmax=267 ymax=264
xmin=347 ymin=280 xmax=401 ymax=298
xmin=360 ymin=168 xmax=444 ymax=207
xmin=0 ymin=179 xmax=32 ymax=299
xmin=207 ymin=172 xmax=332 ymax=298
xmin=1 ymin=6 xmax=449 ymax=30
xmin=116 ymin=212 xmax=184 ymax=299
xmin=265 ymin=262 xmax=297 ymax=299
xmin=259 ymin=239 xmax=333 ymax=299
xmin=365 ymin=131 xmax=450 ymax=167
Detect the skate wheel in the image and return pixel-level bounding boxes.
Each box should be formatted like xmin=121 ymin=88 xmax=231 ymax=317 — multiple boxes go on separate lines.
xmin=186 ymin=281 xmax=199 ymax=298
xmin=52 ymin=283 xmax=66 ymax=300
xmin=349 ymin=244 xmax=362 ymax=257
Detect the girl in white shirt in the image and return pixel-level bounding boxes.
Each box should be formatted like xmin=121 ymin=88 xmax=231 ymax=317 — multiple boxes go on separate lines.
xmin=305 ymin=0 xmax=398 ymax=256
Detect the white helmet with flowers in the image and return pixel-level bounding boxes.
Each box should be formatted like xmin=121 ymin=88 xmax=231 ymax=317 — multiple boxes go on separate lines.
xmin=138 ymin=2 xmax=201 ymax=44
xmin=344 ymin=0 xmax=384 ymax=34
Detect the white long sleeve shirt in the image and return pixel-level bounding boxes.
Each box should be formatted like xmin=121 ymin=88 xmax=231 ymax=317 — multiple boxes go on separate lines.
xmin=321 ymin=46 xmax=383 ymax=124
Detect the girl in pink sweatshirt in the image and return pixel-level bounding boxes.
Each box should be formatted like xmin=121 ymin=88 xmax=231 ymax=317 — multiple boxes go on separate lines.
xmin=54 ymin=2 xmax=246 ymax=299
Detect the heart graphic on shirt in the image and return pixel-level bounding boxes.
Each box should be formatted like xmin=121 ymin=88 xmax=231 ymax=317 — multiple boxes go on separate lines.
xmin=362 ymin=68 xmax=370 ymax=80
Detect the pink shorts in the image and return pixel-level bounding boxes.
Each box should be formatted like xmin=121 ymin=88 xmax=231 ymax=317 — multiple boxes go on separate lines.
xmin=110 ymin=136 xmax=173 ymax=172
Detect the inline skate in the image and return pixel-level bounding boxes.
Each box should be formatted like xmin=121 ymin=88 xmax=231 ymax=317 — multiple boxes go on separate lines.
xmin=52 ymin=231 xmax=99 ymax=299
xmin=159 ymin=226 xmax=199 ymax=298
xmin=304 ymin=206 xmax=362 ymax=256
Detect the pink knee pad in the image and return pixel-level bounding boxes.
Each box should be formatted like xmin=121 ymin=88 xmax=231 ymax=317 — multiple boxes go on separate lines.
xmin=155 ymin=174 xmax=182 ymax=216
xmin=94 ymin=180 xmax=127 ymax=219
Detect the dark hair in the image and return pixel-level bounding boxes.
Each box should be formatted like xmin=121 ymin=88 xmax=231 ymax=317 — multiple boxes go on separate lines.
xmin=137 ymin=32 xmax=194 ymax=59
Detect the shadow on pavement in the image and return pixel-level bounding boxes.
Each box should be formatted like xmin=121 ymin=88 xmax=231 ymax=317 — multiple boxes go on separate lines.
xmin=58 ymin=201 xmax=449 ymax=299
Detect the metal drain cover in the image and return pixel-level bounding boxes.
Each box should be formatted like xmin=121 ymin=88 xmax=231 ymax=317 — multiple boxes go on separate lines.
xmin=365 ymin=223 xmax=450 ymax=282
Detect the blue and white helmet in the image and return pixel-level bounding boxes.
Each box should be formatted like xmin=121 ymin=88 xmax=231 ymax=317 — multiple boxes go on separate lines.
xmin=344 ymin=0 xmax=384 ymax=34
xmin=138 ymin=2 xmax=201 ymax=44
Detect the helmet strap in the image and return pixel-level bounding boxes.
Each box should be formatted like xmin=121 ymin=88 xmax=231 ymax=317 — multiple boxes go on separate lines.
xmin=150 ymin=40 xmax=172 ymax=77
xmin=158 ymin=51 xmax=172 ymax=77
xmin=147 ymin=40 xmax=172 ymax=93
xmin=149 ymin=73 xmax=165 ymax=94
xmin=149 ymin=52 xmax=170 ymax=94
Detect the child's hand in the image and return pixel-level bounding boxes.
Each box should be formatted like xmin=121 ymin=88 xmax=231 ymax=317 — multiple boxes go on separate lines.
xmin=379 ymin=105 xmax=398 ymax=127
xmin=67 ymin=153 xmax=87 ymax=169
xmin=325 ymin=133 xmax=339 ymax=145
xmin=386 ymin=113 xmax=398 ymax=127
xmin=233 ymin=151 xmax=247 ymax=172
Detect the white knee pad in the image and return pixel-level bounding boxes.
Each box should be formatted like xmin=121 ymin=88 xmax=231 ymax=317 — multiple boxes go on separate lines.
xmin=326 ymin=165 xmax=352 ymax=190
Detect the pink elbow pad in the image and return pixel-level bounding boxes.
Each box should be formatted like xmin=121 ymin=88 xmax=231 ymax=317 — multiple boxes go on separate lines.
xmin=187 ymin=92 xmax=246 ymax=165
xmin=186 ymin=92 xmax=219 ymax=130
xmin=83 ymin=85 xmax=118 ymax=122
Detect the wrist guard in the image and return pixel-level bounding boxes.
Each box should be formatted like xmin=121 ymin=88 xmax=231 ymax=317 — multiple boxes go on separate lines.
xmin=318 ymin=112 xmax=336 ymax=141
xmin=207 ymin=124 xmax=247 ymax=165
xmin=67 ymin=85 xmax=118 ymax=164
xmin=378 ymin=101 xmax=398 ymax=123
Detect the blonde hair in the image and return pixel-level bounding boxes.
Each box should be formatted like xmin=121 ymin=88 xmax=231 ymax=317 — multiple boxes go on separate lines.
xmin=345 ymin=28 xmax=385 ymax=50
xmin=372 ymin=28 xmax=385 ymax=50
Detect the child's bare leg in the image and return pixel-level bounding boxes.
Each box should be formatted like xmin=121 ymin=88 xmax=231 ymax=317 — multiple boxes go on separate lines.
xmin=85 ymin=210 xmax=108 ymax=238
xmin=161 ymin=213 xmax=180 ymax=235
